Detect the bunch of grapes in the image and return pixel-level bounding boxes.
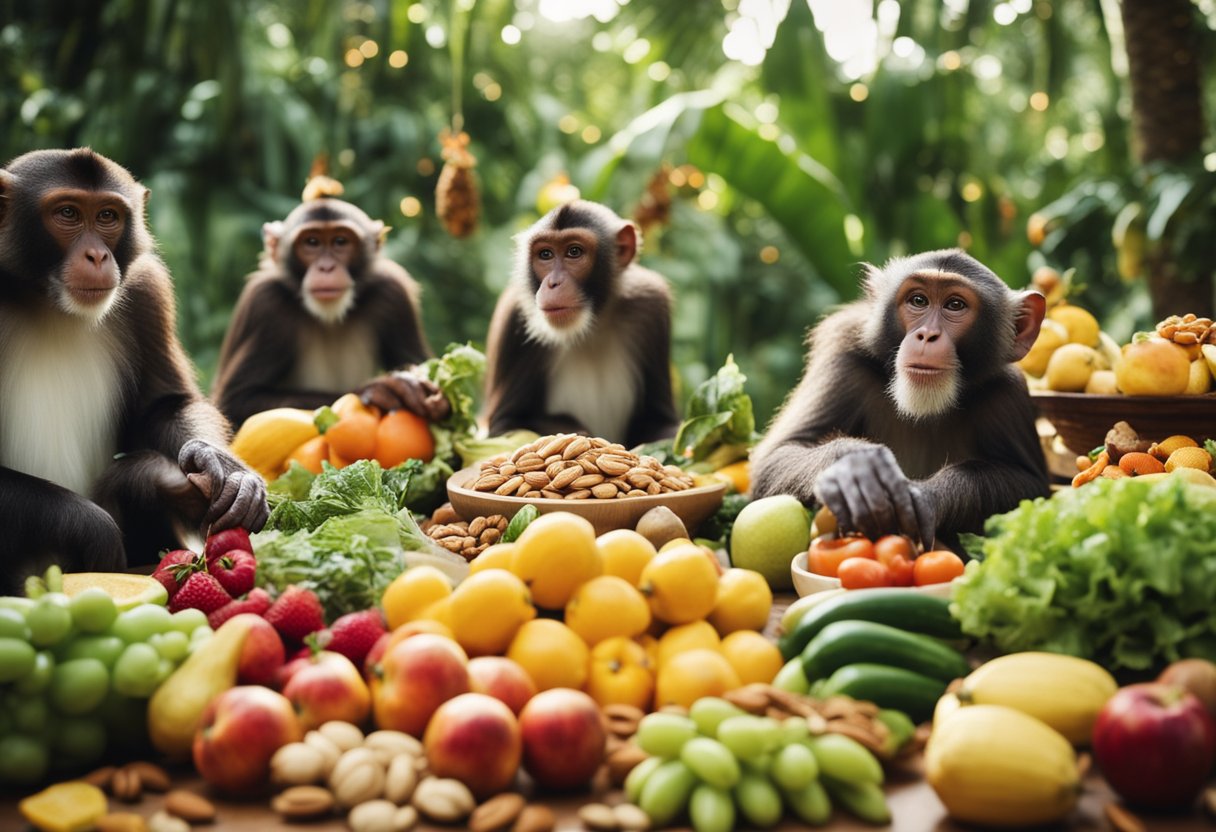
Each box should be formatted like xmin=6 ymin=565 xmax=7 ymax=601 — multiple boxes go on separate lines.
xmin=626 ymin=695 xmax=907 ymax=830
xmin=0 ymin=569 xmax=210 ymax=784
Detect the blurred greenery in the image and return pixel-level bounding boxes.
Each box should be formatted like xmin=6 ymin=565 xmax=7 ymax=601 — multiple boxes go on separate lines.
xmin=2 ymin=0 xmax=1213 ymax=428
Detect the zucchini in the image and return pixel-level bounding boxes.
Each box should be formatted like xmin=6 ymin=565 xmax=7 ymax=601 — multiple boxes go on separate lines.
xmin=800 ymin=620 xmax=970 ymax=683
xmin=818 ymin=663 xmax=947 ymax=723
xmin=778 ymin=587 xmax=962 ymax=660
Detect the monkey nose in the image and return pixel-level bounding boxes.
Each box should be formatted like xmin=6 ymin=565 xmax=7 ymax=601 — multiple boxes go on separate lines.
xmin=84 ymin=248 xmax=110 ymax=265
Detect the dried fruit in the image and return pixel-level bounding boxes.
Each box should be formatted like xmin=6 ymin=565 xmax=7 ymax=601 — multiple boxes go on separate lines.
xmin=436 ymin=129 xmax=480 ymax=238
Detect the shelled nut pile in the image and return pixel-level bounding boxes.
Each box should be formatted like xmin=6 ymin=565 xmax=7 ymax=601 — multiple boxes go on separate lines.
xmin=1156 ymin=313 xmax=1215 ymax=346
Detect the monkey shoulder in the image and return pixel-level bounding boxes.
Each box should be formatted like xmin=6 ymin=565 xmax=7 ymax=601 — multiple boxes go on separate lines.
xmin=360 ymin=257 xmax=422 ymax=303
xmin=616 ymin=265 xmax=673 ymax=308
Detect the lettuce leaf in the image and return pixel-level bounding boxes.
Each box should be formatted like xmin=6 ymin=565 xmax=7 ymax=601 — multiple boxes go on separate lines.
xmin=674 ymin=355 xmax=756 ymax=463
xmin=951 ymin=477 xmax=1216 ymax=673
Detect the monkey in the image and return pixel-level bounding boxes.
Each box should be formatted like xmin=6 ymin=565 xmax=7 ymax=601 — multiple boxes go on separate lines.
xmin=482 ymin=200 xmax=679 ymax=448
xmin=0 ymin=148 xmax=268 ymax=591
xmin=211 ymin=192 xmax=447 ymax=430
xmin=750 ymin=249 xmax=1050 ymax=552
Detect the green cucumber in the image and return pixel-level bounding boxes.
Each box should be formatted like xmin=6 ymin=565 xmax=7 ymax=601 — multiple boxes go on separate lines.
xmin=800 ymin=620 xmax=969 ymax=683
xmin=817 ymin=663 xmax=947 ymax=723
xmin=779 ymin=587 xmax=962 ymax=660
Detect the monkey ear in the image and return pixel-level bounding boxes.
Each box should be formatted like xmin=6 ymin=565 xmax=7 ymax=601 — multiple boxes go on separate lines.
xmin=0 ymin=169 xmax=12 ymax=228
xmin=1009 ymin=290 xmax=1047 ymax=362
xmin=141 ymin=186 xmax=151 ymax=208
xmin=371 ymin=221 xmax=389 ymax=250
xmin=262 ymin=221 xmax=285 ymax=262
xmin=616 ymin=222 xmax=639 ymax=266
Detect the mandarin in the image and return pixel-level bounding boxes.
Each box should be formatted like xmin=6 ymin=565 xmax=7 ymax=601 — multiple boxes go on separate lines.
xmin=375 ymin=410 xmax=435 ymax=467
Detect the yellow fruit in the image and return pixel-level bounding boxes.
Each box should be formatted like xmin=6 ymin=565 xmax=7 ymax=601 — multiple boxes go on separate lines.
xmin=657 ymin=620 xmax=722 ymax=667
xmin=596 ymin=529 xmax=657 ymax=587
xmin=925 ymin=704 xmax=1080 ymax=827
xmin=447 ymin=568 xmax=537 ymax=657
xmin=719 ymin=631 xmax=783 ymax=685
xmin=586 ymin=636 xmax=655 ymax=709
xmin=510 ymin=512 xmax=602 ymax=609
xmin=506 ymin=619 xmax=589 ymax=691
xmin=19 ymin=782 xmax=107 ymax=832
xmin=1202 ymin=343 xmax=1216 ymax=378
xmin=637 ymin=633 xmax=660 ymax=667
xmin=1030 ymin=265 xmax=1065 ymax=306
xmin=564 ymin=575 xmax=651 ymax=646
xmin=713 ymin=460 xmax=751 ymax=494
xmin=659 ymin=537 xmax=695 ymax=553
xmin=956 ymin=652 xmax=1117 ymax=745
xmin=1165 ymin=446 xmax=1213 ymax=474
xmin=229 ymin=407 xmax=321 ymax=478
xmin=417 ymin=596 xmax=454 ymax=629
xmin=654 ymin=648 xmax=742 ymax=710
xmin=1044 ymin=343 xmax=1099 ymax=392
xmin=1016 ymin=319 xmax=1068 ymax=377
xmin=468 ymin=543 xmax=516 ymax=575
xmin=638 ymin=544 xmax=721 ymax=625
xmin=707 ymin=568 xmax=773 ymax=636
xmin=1083 ymin=369 xmax=1118 ymax=395
xmin=1047 ymin=304 xmax=1100 ymax=347
xmin=934 ymin=691 xmax=963 ymax=726
xmin=1185 ymin=358 xmax=1212 ymax=394
xmin=61 ymin=572 xmax=167 ymax=609
xmin=381 ymin=565 xmax=454 ymax=630
xmin=1116 ymin=340 xmax=1190 ymax=395
xmin=1150 ymin=434 xmax=1199 ymax=460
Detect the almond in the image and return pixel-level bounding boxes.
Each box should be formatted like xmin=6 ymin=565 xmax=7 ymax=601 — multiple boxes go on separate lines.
xmin=110 ymin=767 xmax=141 ymax=802
xmin=164 ymin=790 xmax=217 ymax=823
xmin=1105 ymin=803 xmax=1146 ymax=832
xmin=96 ymin=813 xmax=149 ymax=832
xmin=510 ymin=804 xmax=556 ymax=832
xmin=562 ymin=437 xmax=592 ymax=459
xmin=271 ymin=785 xmax=336 ymax=820
xmin=81 ymin=765 xmax=117 ymax=791
xmin=577 ymin=803 xmax=617 ymax=830
xmin=612 ymin=803 xmax=651 ymax=831
xmin=468 ymin=792 xmax=526 ymax=832
xmin=605 ymin=742 xmax=649 ymax=787
xmin=126 ymin=761 xmax=171 ymax=793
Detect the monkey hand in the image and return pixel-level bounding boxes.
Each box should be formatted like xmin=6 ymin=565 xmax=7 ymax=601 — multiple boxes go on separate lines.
xmin=178 ymin=439 xmax=270 ymax=534
xmin=358 ymin=370 xmax=452 ymax=422
xmin=813 ymin=445 xmax=936 ymax=551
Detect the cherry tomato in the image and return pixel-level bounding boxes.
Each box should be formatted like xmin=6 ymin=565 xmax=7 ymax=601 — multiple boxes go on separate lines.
xmin=913 ymin=550 xmax=966 ymax=586
xmin=807 ymin=535 xmax=875 ymax=578
xmin=874 ymin=535 xmax=913 ymax=567
xmin=886 ymin=554 xmax=916 ymax=587
xmin=838 ymin=557 xmax=892 ymax=589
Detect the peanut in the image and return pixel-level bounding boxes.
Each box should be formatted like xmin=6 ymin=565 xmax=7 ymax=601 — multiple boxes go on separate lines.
xmin=411 ymin=777 xmax=475 ymax=823
xmin=271 ymin=741 xmax=328 ymax=786
xmin=577 ymin=803 xmax=617 ymax=830
xmin=163 ymin=790 xmax=216 ymax=823
xmin=468 ymin=792 xmax=526 ymax=832
xmin=511 ymin=804 xmax=556 ymax=832
xmin=384 ymin=753 xmax=419 ymax=804
xmin=271 ymin=785 xmax=336 ymax=820
xmin=349 ymin=799 xmax=401 ymax=832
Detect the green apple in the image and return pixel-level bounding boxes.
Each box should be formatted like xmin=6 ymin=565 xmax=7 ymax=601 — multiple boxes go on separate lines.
xmin=729 ymin=495 xmax=811 ymax=590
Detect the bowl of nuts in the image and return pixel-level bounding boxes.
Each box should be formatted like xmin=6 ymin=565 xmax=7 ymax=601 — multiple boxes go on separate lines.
xmin=445 ymin=433 xmax=727 ymax=536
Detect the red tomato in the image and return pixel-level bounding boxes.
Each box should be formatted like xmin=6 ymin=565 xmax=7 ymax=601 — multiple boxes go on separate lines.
xmin=807 ymin=535 xmax=875 ymax=578
xmin=913 ymin=550 xmax=966 ymax=586
xmin=838 ymin=557 xmax=893 ymax=589
xmin=886 ymin=554 xmax=915 ymax=587
xmin=874 ymin=535 xmax=913 ymax=567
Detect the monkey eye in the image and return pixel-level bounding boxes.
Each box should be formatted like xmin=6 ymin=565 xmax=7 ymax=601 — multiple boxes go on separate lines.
xmin=536 ymin=247 xmax=555 ymax=260
xmin=303 ymin=236 xmax=321 ymax=247
xmin=945 ymin=297 xmax=968 ymax=312
xmin=333 ymin=236 xmax=350 ymax=247
xmin=97 ymin=208 xmax=119 ymax=223
xmin=908 ymin=293 xmax=929 ymax=308
xmin=566 ymin=244 xmax=584 ymax=258
xmin=57 ymin=205 xmax=79 ymax=220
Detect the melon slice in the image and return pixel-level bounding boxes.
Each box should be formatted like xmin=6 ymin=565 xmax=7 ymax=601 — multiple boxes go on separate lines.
xmin=61 ymin=572 xmax=169 ymax=609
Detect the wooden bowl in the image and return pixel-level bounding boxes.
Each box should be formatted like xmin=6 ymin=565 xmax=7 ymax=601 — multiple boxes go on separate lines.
xmin=790 ymin=551 xmax=956 ymax=600
xmin=1030 ymin=391 xmax=1216 ymax=455
xmin=446 ymin=466 xmax=728 ymax=536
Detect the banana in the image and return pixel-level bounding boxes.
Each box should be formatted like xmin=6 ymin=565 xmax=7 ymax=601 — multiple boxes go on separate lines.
xmin=229 ymin=407 xmax=321 ymax=479
xmin=925 ymin=704 xmax=1081 ymax=828
xmin=956 ymin=651 xmax=1117 ymax=744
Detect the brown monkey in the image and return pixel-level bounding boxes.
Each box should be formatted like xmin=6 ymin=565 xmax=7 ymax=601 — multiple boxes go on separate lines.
xmin=483 ymin=200 xmax=679 ymax=447
xmin=0 ymin=148 xmax=267 ymax=591
xmin=751 ymin=249 xmax=1049 ymax=551
xmin=211 ymin=194 xmax=446 ymax=429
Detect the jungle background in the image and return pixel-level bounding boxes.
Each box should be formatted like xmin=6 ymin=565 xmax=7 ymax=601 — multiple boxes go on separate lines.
xmin=2 ymin=0 xmax=1215 ymax=426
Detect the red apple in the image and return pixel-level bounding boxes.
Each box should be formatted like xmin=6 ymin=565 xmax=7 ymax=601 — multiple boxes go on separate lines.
xmin=1092 ymin=682 xmax=1216 ymax=809
xmin=371 ymin=633 xmax=469 ymax=737
xmin=363 ymin=632 xmax=391 ymax=680
xmin=424 ymin=693 xmax=522 ymax=798
xmin=468 ymin=656 xmax=537 ymax=716
xmin=236 ymin=616 xmax=285 ymax=687
xmin=193 ymin=685 xmax=302 ymax=792
xmin=517 ymin=688 xmax=606 ymax=791
xmin=1158 ymin=659 xmax=1216 ymax=723
xmin=205 ymin=527 xmax=252 ymax=562
xmin=281 ymin=650 xmax=372 ymax=731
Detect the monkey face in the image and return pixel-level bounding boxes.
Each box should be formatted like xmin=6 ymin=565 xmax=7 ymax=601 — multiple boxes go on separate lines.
xmin=42 ymin=189 xmax=131 ymax=322
xmin=291 ymin=222 xmax=360 ymax=324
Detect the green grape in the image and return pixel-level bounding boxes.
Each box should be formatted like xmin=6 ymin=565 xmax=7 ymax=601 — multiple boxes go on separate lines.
xmin=771 ymin=742 xmax=818 ymax=791
xmin=717 ymin=715 xmax=779 ymax=760
xmin=113 ymin=642 xmax=162 ymax=697
xmin=26 ymin=594 xmax=73 ymax=647
xmin=0 ymin=637 xmax=36 ymax=682
xmin=624 ymin=756 xmax=664 ymax=804
xmin=155 ymin=657 xmax=176 ymax=685
xmin=0 ymin=608 xmax=30 ymax=640
xmin=741 ymin=751 xmax=774 ymax=774
xmin=689 ymin=783 xmax=735 ymax=832
xmin=149 ymin=630 xmax=190 ymax=662
xmin=13 ymin=650 xmax=54 ymax=695
xmin=43 ymin=564 xmax=63 ymax=593
xmin=638 ymin=759 xmax=697 ymax=828
xmin=10 ymin=695 xmax=49 ymax=736
xmin=188 ymin=625 xmax=214 ymax=654
xmin=782 ymin=779 xmax=832 ymax=825
xmin=734 ymin=771 xmax=783 ymax=828
xmin=61 ymin=635 xmax=126 ymax=668
xmin=0 ymin=734 xmax=50 ymax=785
xmin=688 ymin=696 xmax=746 ymax=737
xmin=780 ymin=715 xmax=810 ymax=745
xmin=49 ymin=657 xmax=109 ymax=715
xmin=51 ymin=715 xmax=107 ymax=768
xmin=679 ymin=736 xmax=741 ymax=789
xmin=822 ymin=776 xmax=891 ymax=824
xmin=110 ymin=604 xmax=174 ymax=643
xmin=0 ymin=596 xmax=35 ymax=614
xmin=807 ymin=734 xmax=883 ymax=785
xmin=772 ymin=656 xmax=810 ymax=693
xmin=635 ymin=712 xmax=698 ymax=758
xmin=69 ymin=587 xmax=118 ymax=633
xmin=169 ymin=607 xmax=209 ymax=635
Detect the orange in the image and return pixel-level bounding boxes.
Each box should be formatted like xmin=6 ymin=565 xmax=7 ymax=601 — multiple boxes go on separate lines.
xmin=637 ymin=543 xmax=720 ymax=625
xmin=375 ymin=410 xmax=435 ymax=467
xmin=1165 ymin=446 xmax=1213 ymax=474
xmin=506 ymin=619 xmax=589 ymax=691
xmin=656 ymin=620 xmax=721 ymax=667
xmin=510 ymin=512 xmax=602 ymax=610
xmin=286 ymin=435 xmax=328 ymax=475
xmin=719 ymin=631 xmax=783 ymax=685
xmin=416 ymin=596 xmax=454 ymax=629
xmin=468 ymin=543 xmax=516 ymax=575
xmin=707 ymin=568 xmax=773 ymax=636
xmin=447 ymin=568 xmax=537 ymax=657
xmin=564 ymin=575 xmax=651 ymax=646
xmin=586 ymin=636 xmax=654 ymax=709
xmin=381 ymin=565 xmax=454 ymax=630
xmin=596 ymin=529 xmax=656 ymax=587
xmin=654 ymin=648 xmax=742 ymax=710
xmin=328 ymin=444 xmax=354 ymax=469
xmin=325 ymin=408 xmax=380 ymax=461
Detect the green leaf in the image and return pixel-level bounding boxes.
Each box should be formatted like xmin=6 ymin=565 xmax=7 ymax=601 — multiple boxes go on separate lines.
xmin=1146 ymin=179 xmax=1194 ymax=241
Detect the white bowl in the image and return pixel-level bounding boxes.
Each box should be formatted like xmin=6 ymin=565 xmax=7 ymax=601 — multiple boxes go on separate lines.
xmin=790 ymin=551 xmax=957 ymax=599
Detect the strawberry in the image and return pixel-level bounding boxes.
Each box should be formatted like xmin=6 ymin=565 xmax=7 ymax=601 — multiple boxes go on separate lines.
xmin=168 ymin=571 xmax=232 ymax=614
xmin=152 ymin=549 xmax=203 ymax=599
xmin=264 ymin=586 xmax=325 ymax=643
xmin=204 ymin=527 xmax=252 ymax=562
xmin=207 ymin=549 xmax=256 ymax=597
xmin=314 ymin=609 xmax=386 ymax=669
xmin=207 ymin=587 xmax=272 ymax=629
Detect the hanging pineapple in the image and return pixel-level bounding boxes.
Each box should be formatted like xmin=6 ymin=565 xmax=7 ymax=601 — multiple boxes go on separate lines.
xmin=301 ymin=154 xmax=345 ymax=202
xmin=633 ymin=163 xmax=673 ymax=235
xmin=435 ymin=128 xmax=480 ymax=238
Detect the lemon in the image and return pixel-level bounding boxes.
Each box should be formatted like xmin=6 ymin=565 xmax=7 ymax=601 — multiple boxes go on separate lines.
xmin=468 ymin=543 xmax=516 ymax=575
xmin=506 ymin=619 xmax=589 ymax=691
xmin=564 ymin=575 xmax=651 ymax=646
xmin=447 ymin=568 xmax=537 ymax=657
xmin=1084 ymin=369 xmax=1118 ymax=395
xmin=510 ymin=512 xmax=602 ymax=609
xmin=596 ymin=529 xmax=656 ymax=587
xmin=729 ymin=495 xmax=810 ymax=591
xmin=654 ymin=648 xmax=742 ymax=710
xmin=1185 ymin=359 xmax=1212 ymax=395
xmin=720 ymin=631 xmax=784 ymax=685
xmin=1047 ymin=304 xmax=1100 ymax=347
xmin=380 ymin=565 xmax=454 ymax=630
xmin=1116 ymin=340 xmax=1190 ymax=396
xmin=638 ymin=544 xmax=721 ymax=625
xmin=60 ymin=573 xmax=167 ymax=610
xmin=586 ymin=636 xmax=654 ymax=709
xmin=1044 ymin=343 xmax=1099 ymax=392
xmin=1017 ymin=319 xmax=1068 ymax=377
xmin=1202 ymin=344 xmax=1216 ymax=379
xmin=706 ymin=568 xmax=773 ymax=636
xmin=657 ymin=620 xmax=722 ymax=667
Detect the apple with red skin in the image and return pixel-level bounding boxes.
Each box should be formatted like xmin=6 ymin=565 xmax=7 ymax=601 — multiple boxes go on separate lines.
xmin=371 ymin=633 xmax=470 ymax=737
xmin=205 ymin=527 xmax=252 ymax=562
xmin=424 ymin=692 xmax=522 ymax=798
xmin=518 ymin=688 xmax=606 ymax=790
xmin=363 ymin=633 xmax=391 ymax=680
xmin=1092 ymin=682 xmax=1216 ymax=809
xmin=236 ymin=616 xmax=285 ymax=687
xmin=193 ymin=685 xmax=303 ymax=792
xmin=281 ymin=650 xmax=372 ymax=731
xmin=468 ymin=656 xmax=537 ymax=716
